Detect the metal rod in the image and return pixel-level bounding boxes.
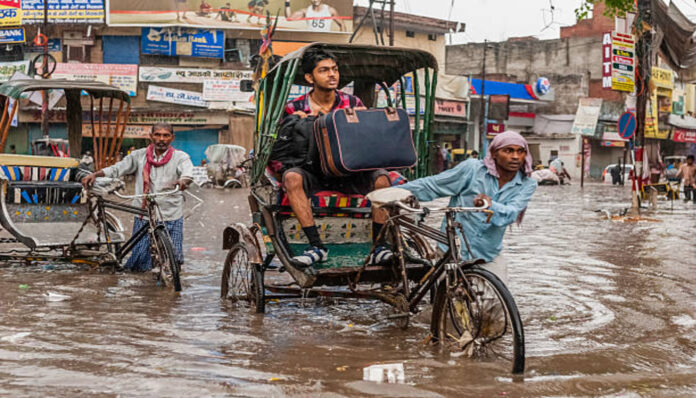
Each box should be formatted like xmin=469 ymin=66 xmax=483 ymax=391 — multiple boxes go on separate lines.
xmin=0 ymin=99 xmax=10 ymax=152
xmin=89 ymin=96 xmax=97 ymax=167
xmin=97 ymin=97 xmax=105 ymax=169
xmin=104 ymin=97 xmax=114 ymax=165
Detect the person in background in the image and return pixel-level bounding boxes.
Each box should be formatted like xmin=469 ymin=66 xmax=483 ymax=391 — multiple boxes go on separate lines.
xmin=470 ymin=150 xmax=479 ymax=160
xmin=80 ymin=150 xmax=95 ymax=172
xmin=215 ymin=2 xmax=237 ymax=21
xmin=198 ymin=0 xmax=213 ymax=16
xmin=610 ymin=163 xmax=622 ymax=185
xmin=434 ymin=145 xmax=444 ymax=173
xmin=9 ymin=144 xmax=16 ymax=154
xmin=441 ymin=146 xmax=449 ymax=170
xmin=677 ymin=155 xmax=696 ymax=203
xmin=81 ymin=123 xmax=194 ymax=271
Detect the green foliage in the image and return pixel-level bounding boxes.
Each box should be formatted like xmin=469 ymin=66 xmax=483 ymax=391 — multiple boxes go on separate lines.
xmin=575 ymin=0 xmax=635 ymax=21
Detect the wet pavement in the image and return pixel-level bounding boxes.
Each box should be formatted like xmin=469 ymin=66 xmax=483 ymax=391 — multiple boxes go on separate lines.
xmin=1 ymin=183 xmax=695 ymax=397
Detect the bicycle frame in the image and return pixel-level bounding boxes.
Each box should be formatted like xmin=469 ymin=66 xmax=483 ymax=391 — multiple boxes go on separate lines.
xmin=358 ymin=206 xmax=483 ymax=313
xmin=92 ymin=193 xmax=169 ymax=263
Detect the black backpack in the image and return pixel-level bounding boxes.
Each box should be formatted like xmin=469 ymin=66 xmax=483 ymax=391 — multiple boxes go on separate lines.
xmin=269 ymin=114 xmax=319 ymax=173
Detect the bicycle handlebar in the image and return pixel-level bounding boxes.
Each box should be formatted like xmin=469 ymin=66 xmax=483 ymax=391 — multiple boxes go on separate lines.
xmin=393 ymin=200 xmax=494 ymax=222
xmin=114 ymin=185 xmax=180 ymax=200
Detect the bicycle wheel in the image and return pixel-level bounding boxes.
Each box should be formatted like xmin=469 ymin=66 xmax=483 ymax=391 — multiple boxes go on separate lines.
xmin=152 ymin=228 xmax=182 ymax=292
xmin=220 ymin=243 xmax=265 ymax=313
xmin=431 ymin=266 xmax=525 ymax=374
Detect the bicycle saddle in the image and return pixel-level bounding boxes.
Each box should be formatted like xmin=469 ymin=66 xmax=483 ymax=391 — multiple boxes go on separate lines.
xmin=365 ymin=187 xmax=414 ymax=206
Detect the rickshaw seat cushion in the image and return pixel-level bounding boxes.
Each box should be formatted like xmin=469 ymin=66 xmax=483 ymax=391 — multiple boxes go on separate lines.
xmin=1 ymin=165 xmax=77 ymax=182
xmin=279 ymin=190 xmax=372 ymax=218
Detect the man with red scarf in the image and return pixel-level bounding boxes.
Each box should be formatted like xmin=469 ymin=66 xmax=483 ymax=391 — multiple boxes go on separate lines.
xmin=82 ymin=123 xmax=194 ymax=271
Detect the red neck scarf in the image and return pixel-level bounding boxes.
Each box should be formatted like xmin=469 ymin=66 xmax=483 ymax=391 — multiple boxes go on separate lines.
xmin=142 ymin=144 xmax=175 ymax=205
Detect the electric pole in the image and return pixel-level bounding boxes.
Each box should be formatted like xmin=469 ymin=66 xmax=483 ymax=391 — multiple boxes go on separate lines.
xmin=631 ymin=0 xmax=652 ymax=213
xmin=479 ymin=40 xmax=487 ymax=154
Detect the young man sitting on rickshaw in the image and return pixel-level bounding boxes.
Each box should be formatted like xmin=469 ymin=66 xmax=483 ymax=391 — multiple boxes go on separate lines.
xmin=270 ymin=48 xmax=392 ymax=268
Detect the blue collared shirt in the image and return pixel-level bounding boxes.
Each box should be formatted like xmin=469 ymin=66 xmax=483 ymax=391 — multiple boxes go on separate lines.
xmin=401 ymin=159 xmax=537 ymax=262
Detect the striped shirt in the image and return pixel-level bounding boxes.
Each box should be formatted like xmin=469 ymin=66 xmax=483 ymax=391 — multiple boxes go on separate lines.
xmin=283 ymin=89 xmax=363 ymax=117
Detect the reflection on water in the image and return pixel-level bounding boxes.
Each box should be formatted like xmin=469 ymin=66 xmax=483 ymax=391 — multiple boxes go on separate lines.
xmin=1 ymin=184 xmax=695 ymax=396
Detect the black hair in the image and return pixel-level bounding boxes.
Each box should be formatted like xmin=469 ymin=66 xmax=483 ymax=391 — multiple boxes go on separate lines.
xmin=301 ymin=48 xmax=338 ymax=75
xmin=688 ymin=155 xmax=694 ymax=161
xmin=152 ymin=122 xmax=174 ymax=135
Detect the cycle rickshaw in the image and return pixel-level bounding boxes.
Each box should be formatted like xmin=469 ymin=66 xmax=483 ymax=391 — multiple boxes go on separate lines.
xmin=0 ymin=79 xmax=182 ymax=291
xmin=220 ymin=43 xmax=525 ymax=373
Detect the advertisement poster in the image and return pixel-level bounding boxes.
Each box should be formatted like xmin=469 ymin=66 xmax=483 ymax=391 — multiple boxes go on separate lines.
xmin=0 ymin=60 xmax=29 ymax=81
xmin=146 ymin=85 xmax=209 ymax=108
xmin=108 ymin=0 xmax=352 ymax=33
xmin=0 ymin=27 xmax=24 ymax=44
xmin=673 ymin=129 xmax=696 ymax=143
xmin=52 ymin=63 xmax=138 ymax=96
xmin=139 ymin=66 xmax=252 ymax=83
xmin=141 ymin=28 xmax=224 ymax=59
xmin=571 ymin=98 xmax=603 ymax=136
xmin=0 ymin=0 xmax=21 ymax=26
xmin=21 ymin=0 xmax=105 ymax=24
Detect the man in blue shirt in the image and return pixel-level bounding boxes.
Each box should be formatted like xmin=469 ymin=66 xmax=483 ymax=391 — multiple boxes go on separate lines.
xmin=400 ymin=131 xmax=537 ymax=279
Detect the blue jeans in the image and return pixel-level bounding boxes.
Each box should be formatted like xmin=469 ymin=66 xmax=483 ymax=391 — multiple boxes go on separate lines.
xmin=124 ymin=217 xmax=184 ymax=272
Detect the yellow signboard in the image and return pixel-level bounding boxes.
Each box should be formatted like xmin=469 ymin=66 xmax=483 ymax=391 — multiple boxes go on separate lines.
xmin=651 ymin=67 xmax=674 ymax=89
xmin=644 ymin=92 xmax=659 ymax=138
xmin=0 ymin=0 xmax=22 ymax=27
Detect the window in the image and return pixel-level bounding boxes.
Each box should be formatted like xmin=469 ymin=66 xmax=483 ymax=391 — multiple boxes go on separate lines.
xmin=428 ymin=33 xmax=437 ymax=41
xmin=405 ymin=30 xmax=415 ymax=38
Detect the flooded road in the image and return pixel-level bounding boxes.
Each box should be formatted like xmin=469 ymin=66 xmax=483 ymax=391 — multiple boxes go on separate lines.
xmin=1 ymin=184 xmax=695 ymax=397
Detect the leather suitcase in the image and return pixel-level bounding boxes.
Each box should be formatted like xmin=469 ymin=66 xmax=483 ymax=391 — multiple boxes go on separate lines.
xmin=314 ymin=107 xmax=417 ymax=177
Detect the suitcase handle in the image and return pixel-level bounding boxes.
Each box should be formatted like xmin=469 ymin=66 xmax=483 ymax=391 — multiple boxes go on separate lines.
xmin=385 ymin=107 xmax=400 ymax=122
xmin=344 ymin=108 xmax=359 ymax=123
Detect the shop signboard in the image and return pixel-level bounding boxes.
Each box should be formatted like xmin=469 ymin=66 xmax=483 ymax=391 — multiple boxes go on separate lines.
xmin=0 ymin=1 xmax=21 ymax=27
xmin=141 ymin=28 xmax=224 ymax=59
xmin=52 ymin=63 xmax=138 ymax=96
xmin=571 ymin=98 xmax=603 ymax=136
xmin=21 ymin=0 xmax=105 ymax=24
xmin=108 ymin=0 xmax=353 ymax=34
xmin=20 ymin=109 xmax=229 ymax=125
xmin=486 ymin=123 xmax=505 ymax=136
xmin=434 ymin=99 xmax=466 ymax=118
xmin=644 ymin=93 xmax=659 ymax=138
xmin=202 ymin=80 xmax=254 ymax=102
xmin=139 ymin=66 xmax=252 ymax=83
xmin=0 ymin=60 xmax=29 ymax=81
xmin=147 ymin=85 xmax=208 ymax=108
xmin=673 ymin=129 xmax=696 ymax=143
xmin=82 ymin=124 xmax=152 ymax=139
xmin=611 ymin=31 xmax=635 ymax=92
xmin=24 ymin=38 xmax=61 ymax=53
xmin=0 ymin=26 xmax=22 ymax=44
xmin=651 ymin=66 xmax=674 ymax=89
xmin=602 ymin=32 xmax=612 ymax=89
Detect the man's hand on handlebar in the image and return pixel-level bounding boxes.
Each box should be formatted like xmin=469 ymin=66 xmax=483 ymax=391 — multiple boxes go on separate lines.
xmin=474 ymin=194 xmax=492 ymax=208
xmin=173 ymin=178 xmax=191 ymax=191
xmin=81 ymin=171 xmax=105 ymax=189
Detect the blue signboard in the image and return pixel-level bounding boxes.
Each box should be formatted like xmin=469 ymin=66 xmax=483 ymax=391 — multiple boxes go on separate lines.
xmin=617 ymin=111 xmax=637 ymax=139
xmin=25 ymin=38 xmax=62 ymax=53
xmin=141 ymin=28 xmax=225 ymax=60
xmin=0 ymin=27 xmax=24 ymax=44
xmin=21 ymin=0 xmax=105 ymax=24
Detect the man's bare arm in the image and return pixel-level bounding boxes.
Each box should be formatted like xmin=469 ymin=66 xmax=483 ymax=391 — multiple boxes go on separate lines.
xmin=329 ymin=6 xmax=345 ymax=31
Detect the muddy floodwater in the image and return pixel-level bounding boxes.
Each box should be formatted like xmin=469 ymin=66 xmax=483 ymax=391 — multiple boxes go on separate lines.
xmin=1 ymin=184 xmax=695 ymax=397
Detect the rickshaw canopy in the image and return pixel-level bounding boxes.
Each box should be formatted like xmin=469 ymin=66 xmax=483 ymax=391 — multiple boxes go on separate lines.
xmin=268 ymin=43 xmax=439 ymax=88
xmin=0 ymin=79 xmax=131 ymax=103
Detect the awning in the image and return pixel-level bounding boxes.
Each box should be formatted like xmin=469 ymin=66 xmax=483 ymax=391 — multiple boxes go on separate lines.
xmin=667 ymin=113 xmax=696 ymax=130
